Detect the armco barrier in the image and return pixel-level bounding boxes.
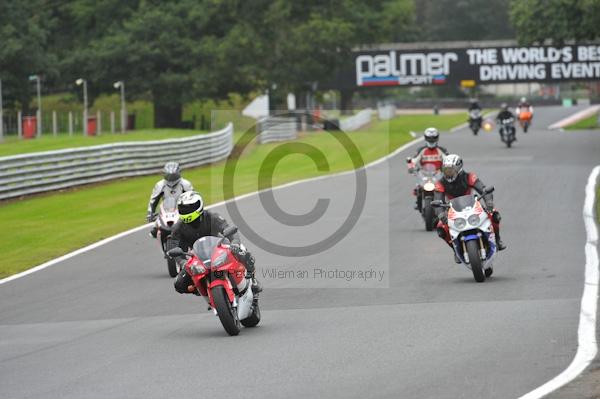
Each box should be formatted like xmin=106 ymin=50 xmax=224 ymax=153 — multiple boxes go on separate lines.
xmin=339 ymin=108 xmax=372 ymax=131
xmin=257 ymin=116 xmax=297 ymax=143
xmin=0 ymin=123 xmax=233 ymax=200
xmin=378 ymin=105 xmax=396 ymax=120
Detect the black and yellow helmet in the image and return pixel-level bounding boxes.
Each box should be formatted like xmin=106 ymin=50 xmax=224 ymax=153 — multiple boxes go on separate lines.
xmin=177 ymin=191 xmax=204 ymax=223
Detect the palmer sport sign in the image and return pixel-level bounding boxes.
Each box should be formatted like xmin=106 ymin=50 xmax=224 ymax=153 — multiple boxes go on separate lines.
xmin=333 ymin=44 xmax=600 ymax=89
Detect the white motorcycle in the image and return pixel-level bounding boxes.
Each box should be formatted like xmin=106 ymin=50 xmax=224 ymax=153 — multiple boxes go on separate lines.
xmin=155 ymin=197 xmax=180 ymax=277
xmin=432 ymin=186 xmax=497 ymax=282
xmin=413 ymin=163 xmax=442 ymax=231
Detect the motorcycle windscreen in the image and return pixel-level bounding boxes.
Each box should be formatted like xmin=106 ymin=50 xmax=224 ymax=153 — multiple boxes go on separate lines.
xmin=449 ymin=195 xmax=476 ymax=212
xmin=192 ymin=236 xmax=221 ymax=265
xmin=162 ymin=196 xmax=177 ymax=211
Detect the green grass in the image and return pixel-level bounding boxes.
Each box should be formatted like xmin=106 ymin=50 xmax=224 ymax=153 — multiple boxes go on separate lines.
xmin=0 ymin=113 xmax=466 ymax=278
xmin=597 ymin=185 xmax=600 ymax=224
xmin=0 ymin=129 xmax=208 ymax=157
xmin=566 ymin=113 xmax=599 ymax=130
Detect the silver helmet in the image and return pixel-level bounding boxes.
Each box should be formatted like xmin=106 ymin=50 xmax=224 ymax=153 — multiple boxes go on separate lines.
xmin=163 ymin=161 xmax=181 ymax=188
xmin=423 ymin=127 xmax=439 ymax=149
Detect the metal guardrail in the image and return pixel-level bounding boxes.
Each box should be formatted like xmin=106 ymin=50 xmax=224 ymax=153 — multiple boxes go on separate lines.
xmin=377 ymin=105 xmax=396 ymax=120
xmin=0 ymin=123 xmax=233 ymax=200
xmin=339 ymin=108 xmax=373 ymax=131
xmin=257 ymin=116 xmax=297 ymax=143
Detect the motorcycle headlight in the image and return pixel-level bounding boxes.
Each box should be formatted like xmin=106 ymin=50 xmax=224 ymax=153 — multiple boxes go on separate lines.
xmin=190 ymin=262 xmax=206 ymax=275
xmin=468 ymin=214 xmax=480 ymax=226
xmin=452 ymin=218 xmax=466 ymax=229
xmin=423 ymin=182 xmax=435 ymax=192
xmin=212 ymin=252 xmax=228 ymax=268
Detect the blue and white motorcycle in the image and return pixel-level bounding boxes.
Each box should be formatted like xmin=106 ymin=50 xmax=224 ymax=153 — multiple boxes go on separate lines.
xmin=433 ymin=187 xmax=497 ymax=282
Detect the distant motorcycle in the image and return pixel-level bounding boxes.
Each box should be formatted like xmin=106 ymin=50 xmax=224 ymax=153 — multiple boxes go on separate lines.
xmin=432 ymin=187 xmax=497 ymax=282
xmin=167 ymin=226 xmax=260 ymax=336
xmin=155 ymin=197 xmax=180 ymax=277
xmin=498 ymin=117 xmax=516 ymax=148
xmin=468 ymin=109 xmax=483 ymax=135
xmin=517 ymin=109 xmax=533 ymax=133
xmin=409 ymin=163 xmax=441 ymax=231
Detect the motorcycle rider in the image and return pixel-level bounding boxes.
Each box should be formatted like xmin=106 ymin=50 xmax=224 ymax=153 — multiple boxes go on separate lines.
xmin=468 ymin=98 xmax=482 ymax=112
xmin=434 ymin=154 xmax=506 ymax=263
xmin=467 ymin=98 xmax=483 ymax=133
xmin=170 ymin=191 xmax=262 ymax=296
xmin=516 ymin=97 xmax=534 ymax=117
xmin=147 ymin=161 xmax=194 ymax=238
xmin=496 ymin=103 xmax=516 ymax=140
xmin=407 ymin=127 xmax=448 ymax=210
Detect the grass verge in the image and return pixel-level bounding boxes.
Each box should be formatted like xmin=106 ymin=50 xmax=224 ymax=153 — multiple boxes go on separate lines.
xmin=566 ymin=113 xmax=599 ymax=130
xmin=0 ymin=113 xmax=466 ymax=278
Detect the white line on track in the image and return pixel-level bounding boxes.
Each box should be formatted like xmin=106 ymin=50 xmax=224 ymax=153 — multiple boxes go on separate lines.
xmin=0 ymin=126 xmax=435 ymax=285
xmin=519 ymin=165 xmax=600 ymax=399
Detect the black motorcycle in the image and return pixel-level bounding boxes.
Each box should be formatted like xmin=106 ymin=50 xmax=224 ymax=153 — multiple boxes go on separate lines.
xmin=468 ymin=109 xmax=482 ymax=135
xmin=498 ymin=117 xmax=516 ymax=148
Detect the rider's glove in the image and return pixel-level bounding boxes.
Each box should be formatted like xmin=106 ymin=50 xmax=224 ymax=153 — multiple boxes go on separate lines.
xmin=146 ymin=212 xmax=155 ymax=223
xmin=229 ymin=244 xmax=242 ymax=256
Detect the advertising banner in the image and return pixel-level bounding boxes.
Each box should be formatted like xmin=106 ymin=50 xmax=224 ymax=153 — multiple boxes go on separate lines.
xmin=327 ymin=44 xmax=600 ymax=89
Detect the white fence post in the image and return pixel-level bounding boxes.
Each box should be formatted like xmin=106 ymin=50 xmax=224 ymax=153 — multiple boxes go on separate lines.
xmin=52 ymin=111 xmax=57 ymax=136
xmin=17 ymin=111 xmax=22 ymax=139
xmin=68 ymin=112 xmax=73 ymax=136
xmin=110 ymin=111 xmax=115 ymax=133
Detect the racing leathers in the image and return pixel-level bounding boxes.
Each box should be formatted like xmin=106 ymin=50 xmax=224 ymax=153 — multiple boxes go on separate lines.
xmin=170 ymin=210 xmax=260 ymax=295
xmin=147 ymin=178 xmax=193 ymax=236
xmin=434 ymin=171 xmax=505 ymax=253
xmin=408 ymin=145 xmax=448 ymax=210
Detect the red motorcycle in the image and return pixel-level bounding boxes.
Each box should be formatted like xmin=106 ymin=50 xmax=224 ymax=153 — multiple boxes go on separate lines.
xmin=167 ymin=226 xmax=260 ymax=336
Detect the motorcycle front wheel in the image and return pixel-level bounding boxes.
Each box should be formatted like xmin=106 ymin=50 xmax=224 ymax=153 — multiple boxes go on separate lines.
xmin=423 ymin=197 xmax=434 ymax=231
xmin=166 ymin=238 xmax=178 ymax=277
xmin=466 ymin=240 xmax=485 ymax=282
xmin=212 ymin=285 xmax=241 ymax=336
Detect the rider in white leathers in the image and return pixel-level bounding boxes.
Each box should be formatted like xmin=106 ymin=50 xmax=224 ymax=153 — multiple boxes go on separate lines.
xmin=147 ymin=161 xmax=194 ymax=237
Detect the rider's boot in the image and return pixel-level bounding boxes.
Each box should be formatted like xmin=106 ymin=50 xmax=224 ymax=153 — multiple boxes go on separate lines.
xmin=454 ymin=252 xmax=462 ymax=264
xmin=496 ymin=235 xmax=507 ymax=251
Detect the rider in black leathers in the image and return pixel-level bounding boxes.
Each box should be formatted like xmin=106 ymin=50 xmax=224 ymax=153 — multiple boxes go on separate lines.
xmin=170 ymin=191 xmax=261 ymax=295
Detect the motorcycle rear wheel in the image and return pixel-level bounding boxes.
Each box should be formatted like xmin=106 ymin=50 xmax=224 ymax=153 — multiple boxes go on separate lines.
xmin=212 ymin=286 xmax=241 ymax=336
xmin=466 ymin=240 xmax=485 ymax=283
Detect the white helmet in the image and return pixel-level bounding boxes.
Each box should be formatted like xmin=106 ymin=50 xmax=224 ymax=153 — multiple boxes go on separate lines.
xmin=177 ymin=191 xmax=204 ymax=223
xmin=441 ymin=154 xmax=463 ymax=183
xmin=423 ymin=127 xmax=439 ymax=149
xmin=520 ymin=97 xmax=527 ymax=103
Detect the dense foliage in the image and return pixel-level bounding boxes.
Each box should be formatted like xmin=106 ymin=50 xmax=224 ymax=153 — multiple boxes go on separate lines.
xmin=7 ymin=0 xmax=597 ymax=126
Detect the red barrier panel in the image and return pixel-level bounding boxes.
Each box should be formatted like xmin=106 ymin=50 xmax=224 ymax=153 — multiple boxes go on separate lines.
xmin=87 ymin=117 xmax=97 ymax=136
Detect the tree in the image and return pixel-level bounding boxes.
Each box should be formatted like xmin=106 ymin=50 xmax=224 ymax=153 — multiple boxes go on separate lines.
xmin=510 ymin=0 xmax=600 ymax=44
xmin=416 ymin=0 xmax=515 ymax=42
xmin=0 ymin=1 xmax=56 ymax=113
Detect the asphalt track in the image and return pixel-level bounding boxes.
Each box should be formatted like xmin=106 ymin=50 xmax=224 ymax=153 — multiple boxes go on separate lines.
xmin=1 ymin=106 xmax=599 ymax=398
